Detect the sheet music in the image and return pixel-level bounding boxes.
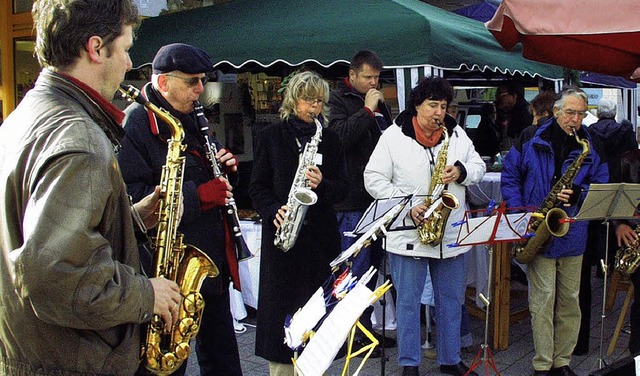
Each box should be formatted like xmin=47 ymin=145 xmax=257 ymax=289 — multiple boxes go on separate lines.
xmin=284 ymin=287 xmax=327 ymax=350
xmin=294 ymin=284 xmax=373 ymax=376
xmin=575 ymin=183 xmax=640 ymax=221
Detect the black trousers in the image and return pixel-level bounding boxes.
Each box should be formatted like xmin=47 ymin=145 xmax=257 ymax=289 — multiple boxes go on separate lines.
xmin=630 ymin=268 xmax=640 ymax=354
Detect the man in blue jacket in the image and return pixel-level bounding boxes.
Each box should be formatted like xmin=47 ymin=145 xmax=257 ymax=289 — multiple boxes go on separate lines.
xmin=501 ymin=87 xmax=608 ymax=376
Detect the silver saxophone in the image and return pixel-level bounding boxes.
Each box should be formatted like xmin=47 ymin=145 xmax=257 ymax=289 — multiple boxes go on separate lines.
xmin=274 ymin=114 xmax=323 ymax=252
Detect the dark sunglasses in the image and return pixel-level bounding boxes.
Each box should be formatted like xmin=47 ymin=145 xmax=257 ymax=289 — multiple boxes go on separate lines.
xmin=164 ymin=74 xmax=208 ymax=87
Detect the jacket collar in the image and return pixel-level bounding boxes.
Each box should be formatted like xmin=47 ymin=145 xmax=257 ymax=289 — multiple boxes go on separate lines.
xmin=40 ymin=69 xmax=126 ymax=150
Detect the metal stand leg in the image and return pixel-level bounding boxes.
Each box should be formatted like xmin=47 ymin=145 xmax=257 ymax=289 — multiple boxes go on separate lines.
xmin=595 ymin=220 xmax=610 ymax=370
xmin=467 ymin=245 xmax=501 ymax=375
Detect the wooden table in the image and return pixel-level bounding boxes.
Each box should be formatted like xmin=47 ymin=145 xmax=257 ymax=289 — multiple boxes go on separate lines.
xmin=465 ymin=172 xmax=530 ymax=351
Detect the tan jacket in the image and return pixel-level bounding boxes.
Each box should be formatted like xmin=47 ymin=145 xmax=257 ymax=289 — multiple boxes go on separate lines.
xmin=0 ymin=69 xmax=154 ymax=375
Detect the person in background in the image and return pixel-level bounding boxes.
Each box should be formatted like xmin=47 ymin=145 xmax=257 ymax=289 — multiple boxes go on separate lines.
xmin=575 ymin=97 xmax=638 ymax=355
xmin=249 ymin=71 xmax=348 ymax=376
xmin=613 ymin=149 xmax=640 ymax=356
xmin=364 ymin=76 xmax=485 ymax=376
xmin=0 ymin=1 xmax=182 ymax=374
xmin=327 ymin=49 xmax=395 ymax=355
xmin=117 ymin=43 xmax=242 ymax=375
xmin=496 ymin=80 xmax=533 ymax=151
xmin=519 ymin=90 xmax=557 ymax=145
xmin=501 ymin=87 xmax=608 ymax=376
xmin=472 ymin=102 xmax=500 ymax=158
xmin=447 ymin=100 xmax=459 ymax=121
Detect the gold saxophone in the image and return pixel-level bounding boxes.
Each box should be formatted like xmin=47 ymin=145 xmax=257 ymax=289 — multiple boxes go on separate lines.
xmin=512 ymin=130 xmax=590 ymax=264
xmin=418 ymin=121 xmax=460 ymax=245
xmin=119 ymin=85 xmax=219 ymax=375
xmin=615 ymin=225 xmax=640 ymax=277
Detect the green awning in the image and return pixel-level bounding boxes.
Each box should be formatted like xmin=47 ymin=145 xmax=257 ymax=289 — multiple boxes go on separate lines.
xmin=130 ymin=0 xmax=563 ymax=80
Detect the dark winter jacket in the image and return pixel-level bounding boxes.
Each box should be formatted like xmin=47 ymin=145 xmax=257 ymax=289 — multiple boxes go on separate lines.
xmin=118 ymin=83 xmax=231 ymax=294
xmin=328 ymin=80 xmax=393 ymax=212
xmin=249 ymin=117 xmax=348 ymax=362
xmin=588 ymin=118 xmax=637 ymax=182
xmin=501 ymin=118 xmax=609 ymax=259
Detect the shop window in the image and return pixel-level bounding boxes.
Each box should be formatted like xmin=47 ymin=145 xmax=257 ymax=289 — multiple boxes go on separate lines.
xmin=13 ymin=0 xmax=32 ymax=14
xmin=14 ymin=38 xmax=38 ymax=105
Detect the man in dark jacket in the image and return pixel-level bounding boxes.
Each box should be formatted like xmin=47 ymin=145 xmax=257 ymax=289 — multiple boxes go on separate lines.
xmin=496 ymin=80 xmax=533 ymax=151
xmin=501 ymin=87 xmax=608 ymax=376
xmin=117 ymin=43 xmax=242 ymax=375
xmin=0 ymin=1 xmax=182 ymax=374
xmin=327 ymin=50 xmax=395 ymax=353
xmin=575 ymin=97 xmax=638 ymax=355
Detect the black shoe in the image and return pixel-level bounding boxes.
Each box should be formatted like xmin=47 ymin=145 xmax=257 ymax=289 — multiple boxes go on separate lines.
xmin=440 ymin=361 xmax=478 ymax=376
xmin=550 ymin=365 xmax=577 ymax=376
xmin=572 ymin=345 xmax=588 ymax=356
xmin=532 ymin=371 xmax=550 ymax=376
xmin=402 ymin=366 xmax=419 ymax=376
xmin=352 ymin=338 xmax=382 ymax=358
xmin=372 ymin=331 xmax=396 ymax=348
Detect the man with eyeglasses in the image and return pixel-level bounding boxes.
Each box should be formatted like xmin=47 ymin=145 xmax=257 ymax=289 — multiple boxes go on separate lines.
xmin=327 ymin=49 xmax=395 ymax=357
xmin=117 ymin=43 xmax=242 ymax=376
xmin=501 ymin=87 xmax=608 ymax=376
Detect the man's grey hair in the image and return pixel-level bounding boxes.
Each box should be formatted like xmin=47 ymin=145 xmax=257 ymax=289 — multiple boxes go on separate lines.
xmin=597 ymin=98 xmax=617 ymax=119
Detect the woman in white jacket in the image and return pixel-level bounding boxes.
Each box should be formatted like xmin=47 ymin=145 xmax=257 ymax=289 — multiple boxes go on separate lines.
xmin=364 ymin=76 xmax=485 ymax=376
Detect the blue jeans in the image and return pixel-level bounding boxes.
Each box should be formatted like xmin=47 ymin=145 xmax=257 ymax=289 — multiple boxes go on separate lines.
xmin=389 ymin=253 xmax=465 ymax=366
xmin=337 ymin=211 xmax=384 ymax=331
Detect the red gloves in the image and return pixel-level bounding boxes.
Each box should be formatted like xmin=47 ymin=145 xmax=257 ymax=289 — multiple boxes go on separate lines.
xmin=222 ymin=154 xmax=239 ymax=175
xmin=197 ymin=178 xmax=230 ymax=211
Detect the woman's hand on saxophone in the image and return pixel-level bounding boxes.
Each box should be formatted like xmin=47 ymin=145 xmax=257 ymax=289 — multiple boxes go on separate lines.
xmin=305 ymin=165 xmax=322 ymax=189
xmin=410 ymin=204 xmax=428 ymax=225
xmin=149 ymin=277 xmax=182 ymax=331
xmin=441 ymin=165 xmax=461 ymax=184
xmin=274 ymin=205 xmax=289 ymax=229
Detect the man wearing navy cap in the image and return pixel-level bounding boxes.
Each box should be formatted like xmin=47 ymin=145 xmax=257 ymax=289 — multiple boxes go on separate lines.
xmin=118 ymin=43 xmax=243 ymax=375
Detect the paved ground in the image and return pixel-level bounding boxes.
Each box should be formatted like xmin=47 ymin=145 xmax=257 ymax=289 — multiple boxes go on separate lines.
xmin=185 ymin=269 xmax=635 ymax=375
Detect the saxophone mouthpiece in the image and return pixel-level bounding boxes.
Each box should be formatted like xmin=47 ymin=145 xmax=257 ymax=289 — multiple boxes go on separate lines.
xmin=435 ymin=119 xmax=443 ymax=128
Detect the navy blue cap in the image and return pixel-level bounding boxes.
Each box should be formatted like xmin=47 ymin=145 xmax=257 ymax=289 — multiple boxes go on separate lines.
xmin=152 ymin=43 xmax=213 ymax=74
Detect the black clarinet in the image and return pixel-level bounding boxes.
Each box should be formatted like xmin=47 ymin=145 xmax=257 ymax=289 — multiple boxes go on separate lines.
xmin=194 ymin=101 xmax=253 ymax=261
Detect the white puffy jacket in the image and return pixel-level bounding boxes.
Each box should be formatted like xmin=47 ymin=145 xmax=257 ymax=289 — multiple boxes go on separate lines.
xmin=364 ymin=113 xmax=485 ymax=258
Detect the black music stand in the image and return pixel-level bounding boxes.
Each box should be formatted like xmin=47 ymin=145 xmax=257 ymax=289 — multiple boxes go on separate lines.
xmin=573 ymin=183 xmax=640 ymax=370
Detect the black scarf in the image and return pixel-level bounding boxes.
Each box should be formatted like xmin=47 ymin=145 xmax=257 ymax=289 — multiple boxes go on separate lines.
xmin=288 ymin=116 xmax=319 ymax=147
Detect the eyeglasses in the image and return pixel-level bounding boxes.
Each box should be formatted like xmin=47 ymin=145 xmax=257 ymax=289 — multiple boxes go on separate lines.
xmin=164 ymin=74 xmax=208 ymax=87
xmin=302 ymin=97 xmax=324 ymax=105
xmin=562 ymin=109 xmax=587 ymax=118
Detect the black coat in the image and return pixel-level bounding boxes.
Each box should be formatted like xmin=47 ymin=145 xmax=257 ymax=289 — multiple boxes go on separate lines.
xmin=327 ymin=82 xmax=392 ymax=212
xmin=249 ymin=118 xmax=349 ymax=363
xmin=588 ymin=118 xmax=637 ymax=182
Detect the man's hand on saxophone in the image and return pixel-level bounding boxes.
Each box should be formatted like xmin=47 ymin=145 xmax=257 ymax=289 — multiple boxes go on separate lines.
xmin=410 ymin=204 xmax=428 ymax=225
xmin=556 ymin=187 xmax=574 ymax=207
xmin=149 ymin=277 xmax=182 ymax=331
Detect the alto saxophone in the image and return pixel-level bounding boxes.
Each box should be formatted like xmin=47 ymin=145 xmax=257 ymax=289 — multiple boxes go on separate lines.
xmin=512 ymin=129 xmax=590 ymax=264
xmin=119 ymin=85 xmax=219 ymax=375
xmin=274 ymin=114 xmax=323 ymax=252
xmin=417 ymin=121 xmax=460 ymax=245
xmin=615 ymin=225 xmax=640 ymax=277
xmin=194 ymin=101 xmax=253 ymax=261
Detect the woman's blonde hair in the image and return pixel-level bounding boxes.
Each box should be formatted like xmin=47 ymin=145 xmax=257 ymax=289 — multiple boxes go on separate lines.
xmin=279 ymin=71 xmax=330 ymax=121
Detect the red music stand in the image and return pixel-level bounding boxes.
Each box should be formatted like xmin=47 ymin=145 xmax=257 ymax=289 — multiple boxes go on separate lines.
xmin=450 ymin=202 xmax=534 ymax=376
